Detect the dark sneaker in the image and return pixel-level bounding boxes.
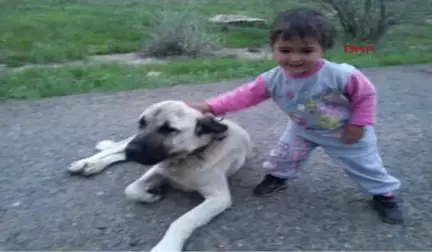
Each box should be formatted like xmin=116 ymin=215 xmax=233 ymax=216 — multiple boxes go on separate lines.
xmin=372 ymin=195 xmax=404 ymax=224
xmin=253 ymin=174 xmax=288 ymax=197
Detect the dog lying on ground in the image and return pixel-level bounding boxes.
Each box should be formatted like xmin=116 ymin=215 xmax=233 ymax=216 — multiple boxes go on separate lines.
xmin=67 ymin=100 xmax=253 ymax=252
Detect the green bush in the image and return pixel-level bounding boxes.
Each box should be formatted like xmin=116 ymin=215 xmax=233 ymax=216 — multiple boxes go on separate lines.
xmin=142 ymin=2 xmax=222 ymax=58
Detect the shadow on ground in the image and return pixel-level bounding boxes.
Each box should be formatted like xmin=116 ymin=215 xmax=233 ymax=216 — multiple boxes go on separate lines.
xmin=1 ymin=64 xmax=432 ymax=251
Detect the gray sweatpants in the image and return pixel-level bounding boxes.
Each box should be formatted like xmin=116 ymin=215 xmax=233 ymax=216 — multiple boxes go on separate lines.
xmin=262 ymin=122 xmax=401 ymax=195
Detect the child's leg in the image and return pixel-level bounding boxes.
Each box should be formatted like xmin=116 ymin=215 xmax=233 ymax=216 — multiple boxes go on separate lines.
xmin=318 ymin=126 xmax=403 ymax=223
xmin=254 ymin=123 xmax=317 ymax=197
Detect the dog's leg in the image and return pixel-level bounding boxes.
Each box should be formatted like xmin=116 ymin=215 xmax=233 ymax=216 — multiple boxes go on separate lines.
xmin=67 ymin=136 xmax=134 ymax=176
xmin=150 ymin=177 xmax=232 ymax=252
xmin=95 ymin=140 xmax=116 ymax=151
xmin=124 ymin=165 xmax=166 ymax=203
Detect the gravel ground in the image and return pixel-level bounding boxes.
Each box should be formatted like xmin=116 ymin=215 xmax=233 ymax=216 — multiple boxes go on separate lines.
xmin=1 ymin=64 xmax=432 ymax=251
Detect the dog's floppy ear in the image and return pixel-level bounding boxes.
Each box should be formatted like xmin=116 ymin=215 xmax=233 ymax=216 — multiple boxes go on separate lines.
xmin=195 ymin=116 xmax=228 ymax=136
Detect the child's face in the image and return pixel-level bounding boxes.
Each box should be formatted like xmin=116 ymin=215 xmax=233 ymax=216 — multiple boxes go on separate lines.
xmin=272 ymin=36 xmax=324 ymax=76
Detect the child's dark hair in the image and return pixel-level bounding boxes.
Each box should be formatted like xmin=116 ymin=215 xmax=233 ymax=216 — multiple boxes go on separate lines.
xmin=269 ymin=8 xmax=336 ymax=50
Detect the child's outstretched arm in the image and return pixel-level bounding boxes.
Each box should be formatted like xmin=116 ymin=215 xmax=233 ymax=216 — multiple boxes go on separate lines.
xmin=205 ymin=76 xmax=270 ymax=116
xmin=344 ymin=70 xmax=377 ymax=126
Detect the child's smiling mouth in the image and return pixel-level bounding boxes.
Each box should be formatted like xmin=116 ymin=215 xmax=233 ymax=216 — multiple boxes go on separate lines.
xmin=288 ymin=63 xmax=304 ymax=68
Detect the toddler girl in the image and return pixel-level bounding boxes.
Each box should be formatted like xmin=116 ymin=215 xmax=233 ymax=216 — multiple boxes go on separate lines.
xmin=186 ymin=8 xmax=403 ymax=224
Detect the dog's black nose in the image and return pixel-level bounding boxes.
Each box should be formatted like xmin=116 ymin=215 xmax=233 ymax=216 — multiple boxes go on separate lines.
xmin=125 ymin=142 xmax=168 ymax=166
xmin=124 ymin=143 xmax=142 ymax=162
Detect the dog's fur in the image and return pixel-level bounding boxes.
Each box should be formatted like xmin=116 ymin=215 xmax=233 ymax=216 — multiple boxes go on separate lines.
xmin=67 ymin=100 xmax=252 ymax=251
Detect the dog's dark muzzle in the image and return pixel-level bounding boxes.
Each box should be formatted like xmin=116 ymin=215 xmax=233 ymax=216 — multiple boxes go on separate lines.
xmin=125 ymin=132 xmax=170 ymax=166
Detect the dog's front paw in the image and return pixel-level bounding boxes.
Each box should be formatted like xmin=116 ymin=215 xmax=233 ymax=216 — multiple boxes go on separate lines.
xmin=95 ymin=140 xmax=116 ymax=151
xmin=124 ymin=184 xmax=164 ymax=203
xmin=67 ymin=159 xmax=89 ymax=174
xmin=67 ymin=158 xmax=106 ymax=176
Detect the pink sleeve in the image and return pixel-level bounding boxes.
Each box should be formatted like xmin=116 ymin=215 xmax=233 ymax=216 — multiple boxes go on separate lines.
xmin=344 ymin=71 xmax=377 ymax=125
xmin=205 ymin=76 xmax=270 ymax=116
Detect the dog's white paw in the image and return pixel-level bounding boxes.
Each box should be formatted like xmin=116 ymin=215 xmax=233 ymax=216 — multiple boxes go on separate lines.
xmin=95 ymin=140 xmax=116 ymax=151
xmin=67 ymin=159 xmax=89 ymax=174
xmin=67 ymin=158 xmax=106 ymax=176
xmin=124 ymin=184 xmax=162 ymax=203
xmin=82 ymin=161 xmax=107 ymax=176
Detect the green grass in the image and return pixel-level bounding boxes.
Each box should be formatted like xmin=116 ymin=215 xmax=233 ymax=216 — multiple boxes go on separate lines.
xmin=0 ymin=58 xmax=275 ymax=100
xmin=1 ymin=0 xmax=431 ymax=67
xmin=0 ymin=0 xmax=286 ymax=67
xmin=0 ymin=0 xmax=432 ymax=101
xmin=2 ymin=50 xmax=432 ymax=101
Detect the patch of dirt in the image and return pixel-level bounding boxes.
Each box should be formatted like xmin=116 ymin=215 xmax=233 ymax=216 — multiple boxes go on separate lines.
xmin=0 ymin=48 xmax=272 ymax=75
xmin=215 ymin=48 xmax=272 ymax=60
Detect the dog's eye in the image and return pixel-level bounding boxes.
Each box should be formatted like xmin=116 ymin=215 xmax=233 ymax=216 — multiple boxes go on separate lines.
xmin=138 ymin=118 xmax=147 ymax=129
xmin=157 ymin=122 xmax=179 ymax=135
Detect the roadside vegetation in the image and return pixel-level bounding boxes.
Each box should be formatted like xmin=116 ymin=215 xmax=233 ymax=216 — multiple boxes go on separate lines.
xmin=0 ymin=0 xmax=431 ymax=100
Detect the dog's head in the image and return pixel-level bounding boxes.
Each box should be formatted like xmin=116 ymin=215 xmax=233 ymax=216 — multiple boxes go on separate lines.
xmin=125 ymin=100 xmax=228 ymax=166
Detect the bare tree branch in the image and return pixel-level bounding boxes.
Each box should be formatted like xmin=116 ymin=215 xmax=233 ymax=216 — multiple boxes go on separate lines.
xmin=319 ymin=0 xmax=428 ymax=43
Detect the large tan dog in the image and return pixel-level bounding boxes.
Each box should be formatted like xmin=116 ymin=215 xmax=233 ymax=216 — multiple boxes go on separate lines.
xmin=67 ymin=100 xmax=253 ymax=251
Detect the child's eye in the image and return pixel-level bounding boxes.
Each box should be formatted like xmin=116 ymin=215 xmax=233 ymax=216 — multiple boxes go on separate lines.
xmin=279 ymin=49 xmax=292 ymax=54
xmin=301 ymin=48 xmax=315 ymax=54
